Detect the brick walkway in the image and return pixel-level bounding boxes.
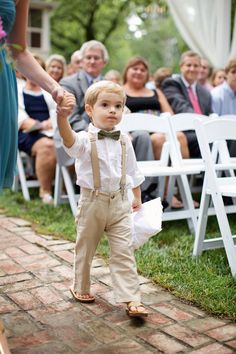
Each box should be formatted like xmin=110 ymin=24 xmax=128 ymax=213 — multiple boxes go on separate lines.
xmin=0 ymin=214 xmax=236 ymax=354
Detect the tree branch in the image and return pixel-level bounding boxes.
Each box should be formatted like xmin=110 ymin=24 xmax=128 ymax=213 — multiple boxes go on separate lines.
xmin=101 ymin=1 xmax=130 ymax=42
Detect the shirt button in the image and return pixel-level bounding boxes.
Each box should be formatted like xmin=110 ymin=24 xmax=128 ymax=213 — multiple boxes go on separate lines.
xmin=111 ymin=195 xmax=115 ymax=199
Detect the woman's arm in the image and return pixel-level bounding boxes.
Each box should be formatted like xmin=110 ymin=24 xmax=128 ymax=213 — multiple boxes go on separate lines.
xmin=156 ymin=88 xmax=173 ymax=114
xmin=9 ymin=1 xmax=58 ymax=93
xmin=8 ymin=0 xmax=74 ymax=111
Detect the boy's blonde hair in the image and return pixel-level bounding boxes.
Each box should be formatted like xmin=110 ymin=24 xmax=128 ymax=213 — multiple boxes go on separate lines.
xmin=84 ymin=80 xmax=126 ymax=107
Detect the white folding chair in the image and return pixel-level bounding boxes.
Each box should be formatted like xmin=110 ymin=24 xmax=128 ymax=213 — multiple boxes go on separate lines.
xmin=167 ymin=113 xmax=236 ymax=217
xmin=193 ymin=118 xmax=236 ymax=277
xmin=119 ymin=113 xmax=202 ymax=233
xmin=12 ymin=150 xmax=40 ymax=201
xmin=53 ymin=141 xmax=80 ymax=217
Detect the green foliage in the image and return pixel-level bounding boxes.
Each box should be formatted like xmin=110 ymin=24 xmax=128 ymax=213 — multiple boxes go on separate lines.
xmin=49 ymin=0 xmax=151 ymax=60
xmin=47 ymin=0 xmax=186 ymax=72
xmin=128 ymin=13 xmax=187 ymax=74
xmin=1 ymin=189 xmax=236 ymax=319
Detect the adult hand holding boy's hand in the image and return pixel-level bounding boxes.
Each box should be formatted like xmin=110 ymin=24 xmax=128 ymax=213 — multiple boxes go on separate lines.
xmin=57 ymin=91 xmax=76 ymax=119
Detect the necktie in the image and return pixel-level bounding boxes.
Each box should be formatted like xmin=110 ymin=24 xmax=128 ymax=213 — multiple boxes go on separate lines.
xmin=90 ymin=78 xmax=99 ymax=85
xmin=98 ymin=130 xmax=120 ymax=140
xmin=187 ymin=86 xmax=202 ymax=114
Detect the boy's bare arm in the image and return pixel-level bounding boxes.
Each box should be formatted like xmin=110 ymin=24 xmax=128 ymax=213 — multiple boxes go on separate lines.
xmin=56 ymin=95 xmax=76 ymax=148
xmin=132 ymin=186 xmax=142 ymax=211
xmin=57 ymin=114 xmax=75 ymax=148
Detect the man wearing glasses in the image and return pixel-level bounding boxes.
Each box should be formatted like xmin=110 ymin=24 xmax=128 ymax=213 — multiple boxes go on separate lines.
xmin=60 ymin=40 xmax=109 ymax=132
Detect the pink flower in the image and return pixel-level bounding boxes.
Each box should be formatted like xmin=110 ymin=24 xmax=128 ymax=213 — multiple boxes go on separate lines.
xmin=0 ymin=16 xmax=7 ymax=40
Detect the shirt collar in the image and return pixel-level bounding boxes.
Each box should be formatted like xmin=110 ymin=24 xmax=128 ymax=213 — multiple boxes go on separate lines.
xmin=224 ymin=81 xmax=236 ymax=97
xmin=181 ymin=75 xmax=197 ymax=91
xmin=88 ymin=123 xmax=118 ymax=133
xmin=85 ymin=73 xmax=102 ymax=86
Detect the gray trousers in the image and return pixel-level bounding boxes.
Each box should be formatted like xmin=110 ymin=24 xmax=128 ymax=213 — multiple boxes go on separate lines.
xmin=131 ymin=131 xmax=157 ymax=192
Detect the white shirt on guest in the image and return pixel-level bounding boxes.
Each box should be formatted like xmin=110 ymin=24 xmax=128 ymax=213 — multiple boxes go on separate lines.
xmin=181 ymin=75 xmax=198 ymax=95
xmin=63 ymin=123 xmax=145 ymax=192
xmin=17 ymin=81 xmax=56 ymax=130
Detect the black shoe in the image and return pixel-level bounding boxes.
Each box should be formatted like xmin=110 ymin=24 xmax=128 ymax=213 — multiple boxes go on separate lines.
xmin=141 ymin=192 xmax=153 ymax=203
xmin=162 ymin=199 xmax=169 ymax=210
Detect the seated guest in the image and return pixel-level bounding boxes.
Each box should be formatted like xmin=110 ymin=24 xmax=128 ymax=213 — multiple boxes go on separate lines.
xmin=46 ymin=54 xmax=66 ymax=83
xmin=154 ymin=67 xmax=172 ymax=88
xmin=211 ymin=58 xmax=236 ymax=156
xmin=123 ymin=57 xmax=189 ymax=207
xmin=211 ymin=68 xmax=226 ymax=87
xmin=162 ymin=50 xmax=212 ymax=158
xmin=60 ymin=40 xmax=108 ymax=133
xmin=198 ymin=58 xmax=213 ymax=91
xmin=66 ymin=50 xmax=82 ymax=76
xmin=123 ymin=57 xmax=189 ymax=160
xmin=104 ymin=69 xmax=122 ymax=85
xmin=18 ymin=55 xmax=56 ymax=204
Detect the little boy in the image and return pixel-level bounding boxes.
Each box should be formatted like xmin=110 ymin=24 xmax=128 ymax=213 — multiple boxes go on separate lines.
xmin=57 ymin=80 xmax=148 ymax=317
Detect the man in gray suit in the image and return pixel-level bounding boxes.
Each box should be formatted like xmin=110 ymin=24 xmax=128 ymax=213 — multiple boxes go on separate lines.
xmin=162 ymin=50 xmax=212 ymax=157
xmin=60 ymin=40 xmax=109 ymax=133
xmin=53 ymin=40 xmax=108 ymax=167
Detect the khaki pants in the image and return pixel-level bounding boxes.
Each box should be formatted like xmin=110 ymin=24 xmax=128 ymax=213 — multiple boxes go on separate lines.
xmin=73 ymin=188 xmax=141 ymax=303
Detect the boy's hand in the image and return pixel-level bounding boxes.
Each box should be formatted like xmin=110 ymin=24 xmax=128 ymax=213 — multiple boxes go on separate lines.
xmin=57 ymin=91 xmax=76 ymax=119
xmin=132 ymin=197 xmax=142 ymax=212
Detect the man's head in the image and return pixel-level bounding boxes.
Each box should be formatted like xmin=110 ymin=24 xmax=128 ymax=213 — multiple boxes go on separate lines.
xmin=198 ymin=58 xmax=212 ymax=84
xmin=104 ymin=70 xmax=122 ymax=85
xmin=225 ymin=59 xmax=236 ymax=91
xmin=69 ymin=50 xmax=82 ymax=74
xmin=179 ymin=50 xmax=201 ymax=85
xmin=80 ymin=40 xmax=109 ymax=78
xmin=85 ymin=80 xmax=126 ymax=131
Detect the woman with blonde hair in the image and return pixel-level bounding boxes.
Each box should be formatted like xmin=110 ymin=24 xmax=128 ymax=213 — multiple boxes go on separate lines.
xmin=46 ymin=54 xmax=66 ymax=83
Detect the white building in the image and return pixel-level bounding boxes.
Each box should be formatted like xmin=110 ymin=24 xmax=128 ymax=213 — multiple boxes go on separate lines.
xmin=28 ymin=0 xmax=56 ymax=59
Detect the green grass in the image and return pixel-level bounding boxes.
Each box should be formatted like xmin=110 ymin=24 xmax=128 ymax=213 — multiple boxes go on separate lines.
xmin=1 ymin=189 xmax=236 ymax=320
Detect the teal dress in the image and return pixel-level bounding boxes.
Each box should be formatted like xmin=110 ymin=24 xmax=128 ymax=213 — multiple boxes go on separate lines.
xmin=0 ymin=0 xmax=17 ymax=191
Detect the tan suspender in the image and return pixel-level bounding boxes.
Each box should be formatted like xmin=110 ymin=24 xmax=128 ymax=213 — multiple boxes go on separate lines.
xmin=120 ymin=137 xmax=126 ymax=198
xmin=89 ymin=133 xmax=101 ymax=196
xmin=88 ymin=133 xmax=126 ymax=197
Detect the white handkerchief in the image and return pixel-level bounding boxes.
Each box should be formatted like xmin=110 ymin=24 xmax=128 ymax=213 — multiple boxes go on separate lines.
xmin=131 ymin=197 xmax=163 ymax=250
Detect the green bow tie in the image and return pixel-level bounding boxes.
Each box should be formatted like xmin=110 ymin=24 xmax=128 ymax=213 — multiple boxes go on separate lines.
xmin=98 ymin=130 xmax=120 ymax=140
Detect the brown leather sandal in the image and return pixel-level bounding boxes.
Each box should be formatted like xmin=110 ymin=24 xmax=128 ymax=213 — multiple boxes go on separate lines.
xmin=126 ymin=301 xmax=148 ymax=317
xmin=70 ymin=287 xmax=95 ymax=303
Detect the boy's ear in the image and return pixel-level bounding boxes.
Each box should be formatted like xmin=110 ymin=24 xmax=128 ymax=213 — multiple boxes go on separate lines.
xmin=85 ymin=104 xmax=93 ymax=119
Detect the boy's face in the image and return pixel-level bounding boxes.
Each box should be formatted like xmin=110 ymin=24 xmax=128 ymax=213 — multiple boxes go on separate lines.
xmin=85 ymin=91 xmax=124 ymax=131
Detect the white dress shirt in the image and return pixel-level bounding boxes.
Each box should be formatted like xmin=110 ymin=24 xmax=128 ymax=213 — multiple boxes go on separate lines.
xmin=211 ymin=81 xmax=236 ymax=115
xmin=63 ymin=123 xmax=145 ymax=192
xmin=17 ymin=82 xmax=56 ymax=130
xmin=181 ymin=75 xmax=198 ymax=95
